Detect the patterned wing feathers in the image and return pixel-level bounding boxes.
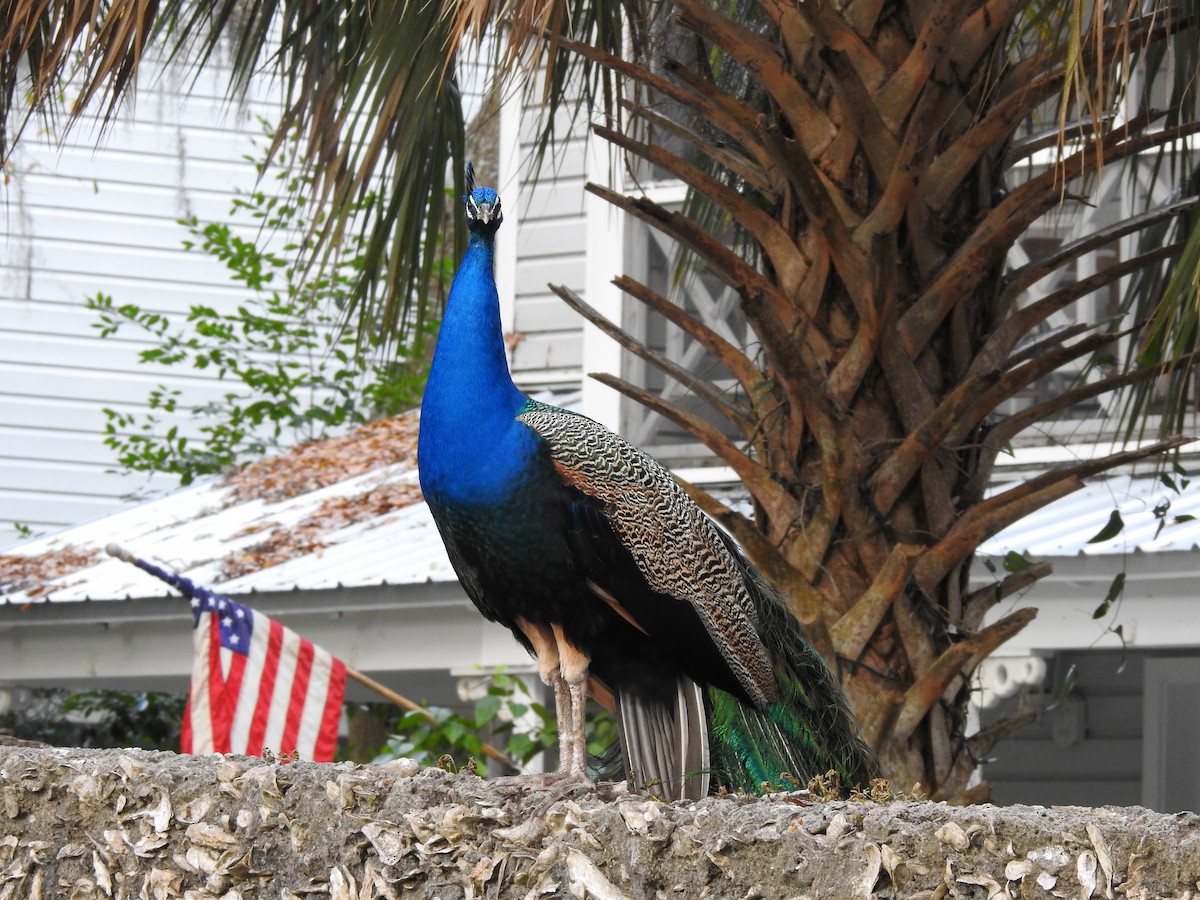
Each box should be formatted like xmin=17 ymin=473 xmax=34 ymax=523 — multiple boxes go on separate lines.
xmin=519 ymin=404 xmax=776 ymax=709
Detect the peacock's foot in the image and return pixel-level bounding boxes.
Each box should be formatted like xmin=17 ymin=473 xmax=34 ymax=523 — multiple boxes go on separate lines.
xmin=492 ymin=776 xmax=622 ymax=844
xmin=489 ymin=770 xmax=595 ymax=793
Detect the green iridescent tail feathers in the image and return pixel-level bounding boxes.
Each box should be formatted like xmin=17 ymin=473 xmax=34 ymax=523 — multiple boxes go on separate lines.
xmin=707 ymin=538 xmax=880 ymax=795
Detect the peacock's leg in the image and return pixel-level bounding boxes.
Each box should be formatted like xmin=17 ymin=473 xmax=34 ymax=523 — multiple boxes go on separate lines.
xmin=552 ymin=624 xmax=592 ymax=783
xmin=492 ymin=618 xmax=592 ymax=789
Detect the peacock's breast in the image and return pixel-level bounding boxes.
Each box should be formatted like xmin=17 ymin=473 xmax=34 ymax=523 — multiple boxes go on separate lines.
xmin=428 ymin=469 xmax=589 ymax=623
xmin=418 ymin=407 xmax=542 ymax=506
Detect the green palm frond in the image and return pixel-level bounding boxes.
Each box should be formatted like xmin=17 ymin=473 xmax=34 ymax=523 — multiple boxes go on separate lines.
xmin=3 ymin=0 xmax=467 ymax=348
xmin=2 ymin=0 xmax=641 ymax=347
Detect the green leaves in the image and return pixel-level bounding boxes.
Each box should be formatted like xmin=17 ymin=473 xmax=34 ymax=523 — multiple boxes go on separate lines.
xmin=0 ymin=688 xmax=189 ymax=751
xmin=90 ymin=131 xmax=436 ymax=485
xmin=367 ymin=667 xmax=616 ymax=775
xmin=1086 ymin=510 xmax=1125 ymax=544
xmin=373 ymin=669 xmax=557 ymax=775
xmin=1003 ymin=551 xmax=1033 ymax=572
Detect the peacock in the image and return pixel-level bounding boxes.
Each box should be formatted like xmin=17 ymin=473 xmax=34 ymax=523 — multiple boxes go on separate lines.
xmin=417 ymin=166 xmax=878 ymax=799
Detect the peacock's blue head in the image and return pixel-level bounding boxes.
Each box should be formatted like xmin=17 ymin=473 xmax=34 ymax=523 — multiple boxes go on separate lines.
xmin=465 ymin=187 xmax=503 ymax=232
xmin=464 ymin=162 xmax=503 ymax=233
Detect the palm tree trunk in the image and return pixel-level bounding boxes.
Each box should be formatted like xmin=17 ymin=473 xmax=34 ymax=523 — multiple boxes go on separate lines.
xmin=550 ymin=0 xmax=1193 ymax=799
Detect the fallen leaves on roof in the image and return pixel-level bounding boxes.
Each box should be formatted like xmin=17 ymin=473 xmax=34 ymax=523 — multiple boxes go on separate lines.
xmin=219 ymin=481 xmax=425 ymax=580
xmin=3 ymin=415 xmax=429 ymax=599
xmin=215 ymin=413 xmax=426 ymax=579
xmin=224 ymin=414 xmax=421 ymax=504
xmin=0 ymin=546 xmax=100 ymax=599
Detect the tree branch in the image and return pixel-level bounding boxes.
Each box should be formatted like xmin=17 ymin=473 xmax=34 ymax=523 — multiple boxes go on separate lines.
xmin=964 ymin=355 xmax=1200 ymax=498
xmin=962 ymin=562 xmax=1053 ymax=633
xmin=660 ymin=62 xmax=874 ymax=302
xmin=1001 ymin=196 xmax=1198 ymax=302
xmin=812 ymin=46 xmax=898 ymax=183
xmin=892 ymin=608 xmax=1037 ymax=742
xmin=913 ymin=437 xmax=1191 ymax=592
xmin=775 ymin=0 xmax=887 ymax=90
xmin=971 ymin=238 xmax=1186 ymax=381
xmin=671 ymin=0 xmax=836 ymax=157
xmin=900 ymin=117 xmax=1200 ymax=357
xmin=830 ymin=544 xmax=924 ymax=660
xmin=586 ymin=185 xmax=789 ymax=326
xmin=620 ymin=101 xmax=774 ymax=197
xmin=967 ymin=707 xmax=1040 ymax=760
xmin=551 ymin=33 xmax=773 ymax=176
xmin=874 ymin=0 xmax=974 ymax=130
xmin=591 ymin=123 xmax=810 ymax=295
xmin=551 ymin=284 xmax=754 ymax=437
xmin=612 ymin=275 xmax=766 ymax=396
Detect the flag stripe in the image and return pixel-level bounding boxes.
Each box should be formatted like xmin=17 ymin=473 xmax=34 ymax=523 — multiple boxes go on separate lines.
xmin=180 ymin=697 xmax=193 ymax=754
xmin=184 ymin=612 xmax=213 ymax=754
xmin=261 ymin=626 xmax=302 ymax=753
xmin=296 ymin=647 xmax=337 ymax=759
xmin=280 ymin=639 xmax=315 ymax=755
xmin=244 ymin=619 xmax=285 ymax=756
xmin=229 ymin=608 xmax=271 ymax=753
xmin=220 ymin=649 xmax=248 ymax=752
xmin=207 ymin=614 xmax=230 ymax=753
xmin=314 ymin=658 xmax=347 ymax=762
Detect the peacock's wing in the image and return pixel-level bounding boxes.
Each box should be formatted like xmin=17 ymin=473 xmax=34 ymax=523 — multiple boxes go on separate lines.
xmin=516 ymin=401 xmax=777 ymax=708
xmin=516 ymin=402 xmax=880 ymax=796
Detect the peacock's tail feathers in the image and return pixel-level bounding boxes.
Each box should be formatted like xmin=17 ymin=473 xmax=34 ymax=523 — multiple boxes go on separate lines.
xmin=707 ymin=676 xmax=877 ymax=794
xmin=617 ymin=675 xmax=711 ymax=801
xmin=707 ymin=534 xmax=880 ymax=794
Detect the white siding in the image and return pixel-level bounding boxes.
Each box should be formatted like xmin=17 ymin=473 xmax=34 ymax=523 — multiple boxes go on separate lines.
xmin=982 ymin=650 xmax=1145 ymax=807
xmin=0 ymin=58 xmax=286 ymax=546
xmin=509 ymin=97 xmax=589 ymax=389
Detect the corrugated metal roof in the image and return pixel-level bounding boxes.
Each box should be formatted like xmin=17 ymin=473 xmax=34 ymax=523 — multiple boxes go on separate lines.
xmin=3 ymin=408 xmax=1195 ymax=606
xmin=979 ymin=472 xmax=1200 ymax=557
xmin=0 ymin=457 xmax=455 ymax=605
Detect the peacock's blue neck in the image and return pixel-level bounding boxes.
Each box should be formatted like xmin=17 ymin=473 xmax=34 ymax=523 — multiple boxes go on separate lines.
xmin=419 ymin=230 xmax=536 ymax=505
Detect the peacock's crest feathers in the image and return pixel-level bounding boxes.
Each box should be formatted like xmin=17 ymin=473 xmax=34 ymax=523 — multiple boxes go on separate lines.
xmin=516 ymin=400 xmax=776 ymax=709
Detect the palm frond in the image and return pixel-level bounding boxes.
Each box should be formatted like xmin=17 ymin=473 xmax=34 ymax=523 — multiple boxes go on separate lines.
xmin=3 ymin=0 xmax=467 ymax=349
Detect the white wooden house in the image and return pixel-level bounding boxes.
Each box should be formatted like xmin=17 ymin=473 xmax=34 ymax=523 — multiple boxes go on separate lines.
xmin=4 ymin=57 xmax=1200 ymax=814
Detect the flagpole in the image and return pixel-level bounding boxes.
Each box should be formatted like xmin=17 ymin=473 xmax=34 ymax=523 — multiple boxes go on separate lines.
xmin=343 ymin=665 xmax=519 ymax=770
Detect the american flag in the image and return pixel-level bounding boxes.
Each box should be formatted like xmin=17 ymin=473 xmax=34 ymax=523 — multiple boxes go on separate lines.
xmin=107 ymin=545 xmax=346 ymax=762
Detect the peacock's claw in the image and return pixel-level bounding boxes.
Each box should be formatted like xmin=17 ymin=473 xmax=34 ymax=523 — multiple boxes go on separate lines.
xmin=492 ymin=776 xmax=622 ymax=844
